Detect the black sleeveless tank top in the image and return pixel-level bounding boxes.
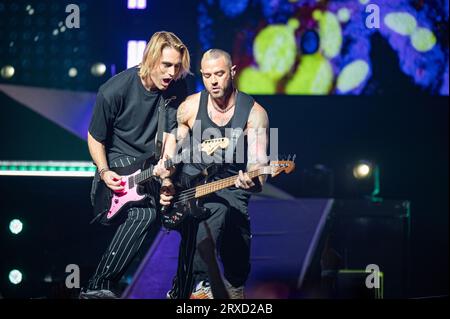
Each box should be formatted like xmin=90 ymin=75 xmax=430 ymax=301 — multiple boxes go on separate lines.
xmin=189 ymin=89 xmax=254 ymax=179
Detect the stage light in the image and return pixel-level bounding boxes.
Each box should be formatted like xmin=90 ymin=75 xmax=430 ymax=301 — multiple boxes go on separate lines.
xmin=353 ymin=161 xmax=372 ymax=179
xmin=127 ymin=40 xmax=146 ymax=68
xmin=26 ymin=5 xmax=35 ymax=15
xmin=128 ymin=0 xmax=147 ymax=9
xmin=9 ymin=270 xmax=23 ymax=285
xmin=68 ymin=67 xmax=78 ymax=78
xmin=0 ymin=161 xmax=96 ymax=177
xmin=91 ymin=63 xmax=106 ymax=77
xmin=1 ymin=65 xmax=15 ymax=79
xmin=9 ymin=219 xmax=23 ymax=235
xmin=350 ymin=160 xmax=381 ymax=201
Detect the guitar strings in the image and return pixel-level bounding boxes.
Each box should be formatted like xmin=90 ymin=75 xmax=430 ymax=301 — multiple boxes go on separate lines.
xmin=172 ymin=167 xmax=267 ymax=204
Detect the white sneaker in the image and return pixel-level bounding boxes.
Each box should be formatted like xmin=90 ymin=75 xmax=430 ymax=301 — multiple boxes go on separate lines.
xmin=190 ymin=281 xmax=213 ymax=299
xmin=224 ymin=280 xmax=245 ymax=299
xmin=166 ymin=288 xmax=176 ymax=299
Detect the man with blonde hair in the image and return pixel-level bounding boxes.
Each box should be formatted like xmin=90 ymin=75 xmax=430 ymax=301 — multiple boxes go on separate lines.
xmin=80 ymin=31 xmax=190 ymax=299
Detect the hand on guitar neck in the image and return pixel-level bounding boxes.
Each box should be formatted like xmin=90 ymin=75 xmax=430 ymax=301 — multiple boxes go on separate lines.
xmin=153 ymin=138 xmax=230 ymax=182
xmin=159 ymin=168 xmax=261 ymax=209
xmin=153 ymin=155 xmax=176 ymax=180
xmin=235 ymin=170 xmax=262 ymax=193
xmin=160 ymin=159 xmax=296 ymax=229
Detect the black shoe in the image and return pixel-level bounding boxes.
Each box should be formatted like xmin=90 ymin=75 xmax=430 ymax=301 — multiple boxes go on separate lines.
xmin=79 ymin=289 xmax=119 ymax=299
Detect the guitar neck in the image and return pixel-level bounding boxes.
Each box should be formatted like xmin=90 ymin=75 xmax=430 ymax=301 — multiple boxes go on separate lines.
xmin=135 ymin=152 xmax=184 ymax=185
xmin=135 ymin=139 xmax=229 ymax=185
xmin=194 ymin=167 xmax=270 ymax=198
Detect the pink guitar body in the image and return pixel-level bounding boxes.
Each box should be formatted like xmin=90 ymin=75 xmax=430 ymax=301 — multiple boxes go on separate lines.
xmin=106 ymin=169 xmax=147 ymax=220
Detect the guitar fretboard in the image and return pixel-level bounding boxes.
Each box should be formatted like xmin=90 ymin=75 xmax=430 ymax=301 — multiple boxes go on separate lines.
xmin=194 ymin=167 xmax=271 ymax=198
xmin=133 ymin=139 xmax=227 ymax=185
xmin=134 ymin=152 xmax=182 ymax=185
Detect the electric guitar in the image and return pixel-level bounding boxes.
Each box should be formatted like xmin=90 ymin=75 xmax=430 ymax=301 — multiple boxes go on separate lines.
xmin=92 ymin=138 xmax=230 ymax=225
xmin=160 ymin=159 xmax=296 ymax=229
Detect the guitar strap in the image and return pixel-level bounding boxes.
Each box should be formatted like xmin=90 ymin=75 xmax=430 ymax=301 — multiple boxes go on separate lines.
xmin=154 ymin=94 xmax=166 ymax=160
xmin=155 ymin=94 xmax=177 ymax=159
xmin=229 ymin=91 xmax=254 ymax=150
xmin=198 ymin=90 xmax=254 ymax=154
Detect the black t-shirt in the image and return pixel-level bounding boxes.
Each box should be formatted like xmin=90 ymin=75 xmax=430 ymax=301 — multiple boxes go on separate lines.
xmin=88 ymin=66 xmax=186 ymax=162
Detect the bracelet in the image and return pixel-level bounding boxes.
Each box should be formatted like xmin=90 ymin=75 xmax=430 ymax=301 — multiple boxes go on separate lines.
xmin=98 ymin=168 xmax=110 ymax=179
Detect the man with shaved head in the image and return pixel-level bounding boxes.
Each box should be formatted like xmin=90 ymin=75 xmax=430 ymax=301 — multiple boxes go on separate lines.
xmin=161 ymin=49 xmax=269 ymax=299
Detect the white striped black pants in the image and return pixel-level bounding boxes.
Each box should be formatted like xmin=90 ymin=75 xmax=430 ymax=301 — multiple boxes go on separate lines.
xmin=87 ymin=155 xmax=157 ymax=294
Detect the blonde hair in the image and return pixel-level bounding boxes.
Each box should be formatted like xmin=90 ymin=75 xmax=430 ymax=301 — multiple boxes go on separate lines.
xmin=139 ymin=31 xmax=191 ymax=80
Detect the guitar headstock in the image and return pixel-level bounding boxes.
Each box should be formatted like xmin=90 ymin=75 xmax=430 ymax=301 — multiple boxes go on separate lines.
xmin=200 ymin=138 xmax=230 ymax=156
xmin=219 ymin=138 xmax=229 ymax=150
xmin=269 ymin=155 xmax=296 ymax=177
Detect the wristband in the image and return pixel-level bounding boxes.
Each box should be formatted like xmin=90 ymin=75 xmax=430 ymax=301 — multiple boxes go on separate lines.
xmin=99 ymin=168 xmax=110 ymax=180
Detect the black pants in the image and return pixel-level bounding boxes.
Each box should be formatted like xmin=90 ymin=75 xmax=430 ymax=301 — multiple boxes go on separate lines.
xmin=169 ymin=190 xmax=251 ymax=299
xmin=87 ymin=155 xmax=157 ymax=295
xmin=193 ymin=194 xmax=251 ymax=288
